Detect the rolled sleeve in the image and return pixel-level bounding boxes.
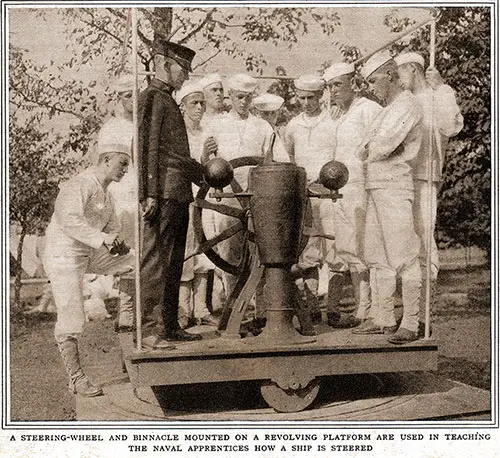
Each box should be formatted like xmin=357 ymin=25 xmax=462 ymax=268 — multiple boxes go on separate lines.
xmin=434 ymin=85 xmax=464 ymax=138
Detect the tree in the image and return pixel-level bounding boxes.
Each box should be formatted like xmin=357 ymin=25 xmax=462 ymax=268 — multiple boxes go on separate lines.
xmin=53 ymin=7 xmax=341 ymax=76
xmin=383 ymin=7 xmax=491 ymax=252
xmin=9 ymin=42 xmax=111 ymax=162
xmin=9 ymin=45 xmax=82 ymax=309
xmin=9 ymin=113 xmax=81 ymax=310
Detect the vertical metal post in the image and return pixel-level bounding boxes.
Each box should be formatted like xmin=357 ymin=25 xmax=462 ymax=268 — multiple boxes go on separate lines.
xmin=131 ymin=8 xmax=142 ymax=351
xmin=424 ymin=19 xmax=436 ymax=340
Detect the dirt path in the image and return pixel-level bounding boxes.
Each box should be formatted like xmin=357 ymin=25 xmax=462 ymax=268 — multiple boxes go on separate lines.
xmin=9 ymin=265 xmax=490 ymax=421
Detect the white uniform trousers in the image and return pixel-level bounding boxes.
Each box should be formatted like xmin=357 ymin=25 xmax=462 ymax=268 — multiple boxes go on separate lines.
xmin=364 ymin=188 xmax=422 ymax=332
xmin=299 ymin=198 xmax=338 ymax=271
xmin=181 ymin=204 xmax=217 ymax=282
xmin=180 ymin=204 xmax=217 ymax=320
xmin=413 ymin=179 xmax=439 ymax=278
xmin=333 ymin=183 xmax=367 ymax=271
xmin=44 ymin=247 xmax=134 ymax=338
xmin=331 ymin=182 xmax=371 ymax=319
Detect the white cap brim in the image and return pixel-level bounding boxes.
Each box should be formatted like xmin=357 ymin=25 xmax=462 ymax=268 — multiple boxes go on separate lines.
xmin=394 ymin=52 xmax=425 ymax=68
xmin=294 ymin=74 xmax=325 ymax=91
xmin=227 ymin=74 xmax=257 ymax=93
xmin=360 ymin=50 xmax=393 ymax=79
xmin=323 ymin=62 xmax=354 ymax=82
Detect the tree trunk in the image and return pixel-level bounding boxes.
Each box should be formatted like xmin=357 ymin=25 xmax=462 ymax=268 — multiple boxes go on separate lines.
xmin=153 ymin=7 xmax=173 ymax=41
xmin=14 ymin=227 xmax=27 ymax=311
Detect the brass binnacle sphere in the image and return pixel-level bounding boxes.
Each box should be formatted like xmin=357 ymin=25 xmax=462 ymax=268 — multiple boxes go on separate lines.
xmin=319 ymin=160 xmax=349 ymax=191
xmin=203 ymin=157 xmax=234 ymax=189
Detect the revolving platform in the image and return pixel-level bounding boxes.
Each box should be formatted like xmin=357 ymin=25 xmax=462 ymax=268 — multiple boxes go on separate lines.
xmin=90 ymin=153 xmax=476 ymax=413
xmin=76 ymin=157 xmax=491 ymax=420
xmin=113 ymin=155 xmax=448 ymax=414
xmin=78 ymin=323 xmax=489 ymax=420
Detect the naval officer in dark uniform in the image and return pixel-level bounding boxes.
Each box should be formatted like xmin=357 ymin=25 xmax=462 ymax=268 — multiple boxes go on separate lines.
xmin=138 ymin=40 xmax=209 ymax=347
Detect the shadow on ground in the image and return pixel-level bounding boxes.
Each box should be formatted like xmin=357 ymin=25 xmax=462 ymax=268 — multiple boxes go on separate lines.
xmin=144 ymin=372 xmax=458 ymax=415
xmin=436 ymin=356 xmax=490 ymax=391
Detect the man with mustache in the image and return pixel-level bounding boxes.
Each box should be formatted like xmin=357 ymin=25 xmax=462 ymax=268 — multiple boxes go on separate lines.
xmin=138 ymin=41 xmax=209 ymax=348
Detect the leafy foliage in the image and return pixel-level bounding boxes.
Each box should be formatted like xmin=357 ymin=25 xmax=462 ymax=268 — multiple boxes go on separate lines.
xmin=9 ymin=43 xmax=109 ymax=159
xmin=9 ymin=109 xmax=81 ymax=306
xmin=384 ymin=7 xmax=491 ymax=251
xmin=266 ymin=66 xmax=302 ymax=126
xmin=47 ymin=7 xmax=341 ymax=77
xmin=9 ymin=114 xmax=81 ymax=235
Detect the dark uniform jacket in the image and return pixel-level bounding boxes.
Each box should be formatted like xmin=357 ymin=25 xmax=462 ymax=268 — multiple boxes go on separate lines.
xmin=138 ymin=78 xmax=204 ymax=203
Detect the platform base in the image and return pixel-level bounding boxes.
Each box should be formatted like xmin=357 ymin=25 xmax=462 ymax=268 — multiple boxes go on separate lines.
xmin=76 ymin=372 xmax=490 ymax=421
xmin=120 ymin=325 xmax=439 ymax=389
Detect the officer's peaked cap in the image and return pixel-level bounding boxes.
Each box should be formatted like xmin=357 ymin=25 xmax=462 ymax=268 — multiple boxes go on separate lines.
xmin=153 ymin=40 xmax=196 ymax=71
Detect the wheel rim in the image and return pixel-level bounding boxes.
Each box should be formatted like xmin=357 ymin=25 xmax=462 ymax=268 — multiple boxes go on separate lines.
xmin=192 ymin=156 xmax=264 ymax=276
xmin=260 ymin=378 xmax=320 ymax=413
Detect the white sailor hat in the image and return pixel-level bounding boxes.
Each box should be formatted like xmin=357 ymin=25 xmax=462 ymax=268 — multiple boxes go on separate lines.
xmin=294 ymin=75 xmax=325 ymax=92
xmin=227 ymin=73 xmax=257 ymax=93
xmin=394 ymin=52 xmax=425 ymax=68
xmin=97 ymin=125 xmax=132 ymax=156
xmin=360 ymin=50 xmax=393 ymax=79
xmin=253 ymin=93 xmax=284 ymax=112
xmin=113 ymin=73 xmax=135 ymax=93
xmin=323 ymin=62 xmax=355 ymax=83
xmin=175 ymin=82 xmax=205 ymax=104
xmin=199 ymin=73 xmax=223 ymax=89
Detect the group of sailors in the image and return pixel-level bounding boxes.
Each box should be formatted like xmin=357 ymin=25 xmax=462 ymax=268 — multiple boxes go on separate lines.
xmin=169 ymin=49 xmax=463 ymax=346
xmin=41 ymin=40 xmax=462 ymax=397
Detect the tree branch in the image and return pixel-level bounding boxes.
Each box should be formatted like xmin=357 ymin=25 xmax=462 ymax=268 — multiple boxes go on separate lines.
xmin=20 ymin=70 xmax=70 ymax=95
xmin=194 ymin=49 xmax=221 ymax=69
xmin=10 ymin=82 xmax=83 ymax=119
xmin=180 ymin=8 xmax=217 ymax=43
xmin=107 ymin=7 xmax=153 ymax=49
xmin=211 ymin=19 xmax=246 ymax=28
xmin=78 ymin=14 xmax=124 ymax=46
xmin=167 ymin=24 xmax=183 ymax=41
xmin=78 ymin=13 xmax=151 ymax=67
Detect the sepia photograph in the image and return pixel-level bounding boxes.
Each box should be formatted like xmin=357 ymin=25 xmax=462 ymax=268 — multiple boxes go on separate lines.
xmin=1 ymin=1 xmax=497 ymax=456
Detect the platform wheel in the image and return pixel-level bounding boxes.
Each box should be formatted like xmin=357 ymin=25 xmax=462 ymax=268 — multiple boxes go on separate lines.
xmin=260 ymin=378 xmax=321 ymax=413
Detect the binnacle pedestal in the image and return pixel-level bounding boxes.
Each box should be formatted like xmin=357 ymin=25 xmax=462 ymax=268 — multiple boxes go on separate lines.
xmin=248 ymin=163 xmax=315 ymax=344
